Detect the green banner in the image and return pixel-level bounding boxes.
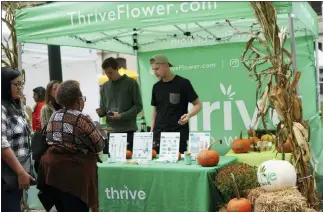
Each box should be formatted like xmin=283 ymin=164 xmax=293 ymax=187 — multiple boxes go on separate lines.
xmin=15 ymin=2 xmax=248 ymax=41
xmin=138 ymin=36 xmax=319 ymax=156
xmin=15 ymin=2 xmax=318 ymax=54
xmin=15 ymin=2 xmax=294 ymax=43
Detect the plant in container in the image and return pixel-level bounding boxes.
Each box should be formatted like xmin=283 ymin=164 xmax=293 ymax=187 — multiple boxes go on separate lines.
xmin=215 ymin=163 xmax=259 ymax=202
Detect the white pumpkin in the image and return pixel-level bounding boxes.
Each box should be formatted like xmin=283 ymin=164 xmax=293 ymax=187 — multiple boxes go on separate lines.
xmin=257 ymin=160 xmax=297 ymax=192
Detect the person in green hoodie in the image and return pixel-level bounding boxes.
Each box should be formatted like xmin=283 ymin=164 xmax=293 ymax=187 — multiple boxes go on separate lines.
xmin=96 ymin=57 xmax=143 ymax=151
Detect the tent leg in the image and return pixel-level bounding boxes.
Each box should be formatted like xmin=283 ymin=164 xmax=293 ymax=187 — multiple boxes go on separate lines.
xmin=288 ymin=13 xmax=300 ymax=95
xmin=17 ymin=42 xmax=23 ymax=71
xmin=315 ymin=40 xmax=322 ymax=115
xmin=48 ymin=45 xmax=63 ymax=82
xmin=134 ymin=49 xmax=147 ymax=131
xmin=132 ymin=31 xmax=146 ymax=131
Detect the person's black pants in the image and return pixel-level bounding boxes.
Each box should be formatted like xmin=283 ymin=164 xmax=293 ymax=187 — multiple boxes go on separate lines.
xmin=125 ymin=131 xmax=134 ymax=151
xmin=1 ymin=179 xmax=23 ymax=212
xmin=34 ymin=160 xmax=40 ymax=174
xmin=153 ymin=140 xmax=187 ymax=154
xmin=103 ymin=131 xmax=135 ymax=154
xmin=44 ymin=185 xmax=89 ymax=212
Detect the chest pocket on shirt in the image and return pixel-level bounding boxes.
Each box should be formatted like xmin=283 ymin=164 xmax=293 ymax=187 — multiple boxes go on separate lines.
xmin=169 ymin=93 xmax=180 ymax=105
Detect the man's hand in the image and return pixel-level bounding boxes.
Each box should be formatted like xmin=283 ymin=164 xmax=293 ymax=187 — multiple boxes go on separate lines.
xmin=178 ymin=114 xmax=190 ymax=125
xmin=18 ymin=171 xmax=35 ymax=190
xmin=108 ymin=112 xmax=121 ymax=120
xmin=100 ymin=127 xmax=114 ymax=132
xmin=96 ymin=108 xmax=104 ymax=117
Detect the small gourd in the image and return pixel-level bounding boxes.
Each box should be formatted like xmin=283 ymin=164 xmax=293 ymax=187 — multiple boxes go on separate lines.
xmin=126 ymin=150 xmax=132 ymax=159
xmin=247 ymin=126 xmax=256 ymax=137
xmin=261 ymin=134 xmax=274 ymax=142
xmin=276 ymin=135 xmax=293 ymax=153
xmin=152 ymin=150 xmax=157 ymax=158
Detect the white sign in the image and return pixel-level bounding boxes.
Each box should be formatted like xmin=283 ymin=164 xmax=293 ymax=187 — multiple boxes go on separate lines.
xmin=188 ymin=132 xmax=211 ymax=158
xmin=159 ymin=132 xmax=180 ymax=160
xmin=132 ymin=132 xmax=153 ymax=160
xmin=109 ymin=133 xmax=127 ymax=162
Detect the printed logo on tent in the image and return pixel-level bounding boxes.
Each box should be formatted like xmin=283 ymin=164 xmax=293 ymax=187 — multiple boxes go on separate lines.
xmin=189 ymin=83 xmax=279 ymax=147
xmin=229 ymin=59 xmax=240 ymax=68
xmin=220 ymin=83 xmax=236 ymax=100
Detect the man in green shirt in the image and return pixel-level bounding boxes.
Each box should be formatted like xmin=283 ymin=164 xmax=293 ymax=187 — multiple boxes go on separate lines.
xmin=96 ymin=57 xmax=143 ymax=151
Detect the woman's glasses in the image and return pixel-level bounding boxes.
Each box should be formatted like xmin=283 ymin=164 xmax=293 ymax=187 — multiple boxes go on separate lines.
xmin=11 ymin=82 xmax=23 ymax=88
xmin=80 ymin=96 xmax=86 ymax=102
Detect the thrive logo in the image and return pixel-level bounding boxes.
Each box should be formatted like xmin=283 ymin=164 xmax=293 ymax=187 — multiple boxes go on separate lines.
xmin=105 ymin=185 xmax=146 ymax=200
xmin=258 ymin=165 xmax=277 ymax=186
xmin=188 ymin=83 xmax=280 ymax=146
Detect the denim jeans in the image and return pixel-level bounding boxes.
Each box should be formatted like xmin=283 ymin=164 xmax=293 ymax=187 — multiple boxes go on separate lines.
xmin=1 ymin=179 xmax=23 ymax=212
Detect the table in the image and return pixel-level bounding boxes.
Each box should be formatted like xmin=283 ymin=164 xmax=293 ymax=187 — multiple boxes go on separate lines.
xmin=226 ymin=150 xmax=291 ymax=167
xmin=97 ymin=155 xmax=237 ymax=212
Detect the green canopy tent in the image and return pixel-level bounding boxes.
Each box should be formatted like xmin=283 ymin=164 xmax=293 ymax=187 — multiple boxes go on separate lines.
xmin=15 ymin=1 xmax=323 ymax=203
xmin=14 ymin=2 xmax=317 ymax=53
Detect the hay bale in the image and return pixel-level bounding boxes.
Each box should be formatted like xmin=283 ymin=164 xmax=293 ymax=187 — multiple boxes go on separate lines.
xmin=247 ymin=187 xmax=264 ymax=205
xmin=247 ymin=187 xmax=317 ymax=212
xmin=219 ymin=206 xmax=227 ymax=212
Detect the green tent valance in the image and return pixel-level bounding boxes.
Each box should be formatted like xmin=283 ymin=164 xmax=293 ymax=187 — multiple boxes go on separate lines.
xmin=15 ymin=2 xmax=318 ymax=54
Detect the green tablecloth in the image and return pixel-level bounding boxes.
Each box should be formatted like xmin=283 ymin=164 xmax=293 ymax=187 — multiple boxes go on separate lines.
xmin=226 ymin=150 xmax=291 ymax=167
xmin=97 ymin=155 xmax=237 ymax=212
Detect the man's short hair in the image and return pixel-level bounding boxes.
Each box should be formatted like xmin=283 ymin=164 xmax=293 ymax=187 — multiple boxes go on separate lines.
xmin=56 ymin=80 xmax=82 ymax=108
xmin=102 ymin=57 xmax=119 ymax=70
xmin=33 ymin=86 xmax=46 ymax=102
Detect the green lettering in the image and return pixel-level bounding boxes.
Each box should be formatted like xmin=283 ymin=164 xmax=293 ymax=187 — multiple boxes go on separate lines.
xmin=269 ymin=172 xmax=277 ymax=181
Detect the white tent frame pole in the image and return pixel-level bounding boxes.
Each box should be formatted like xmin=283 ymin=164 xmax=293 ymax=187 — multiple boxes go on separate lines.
xmin=132 ymin=31 xmax=146 ymax=129
xmin=17 ymin=42 xmax=23 ymax=72
xmin=17 ymin=41 xmax=29 ymax=209
xmin=134 ymin=49 xmax=146 ymax=125
xmin=288 ymin=13 xmax=300 ymax=95
xmin=315 ymin=40 xmax=322 ymax=115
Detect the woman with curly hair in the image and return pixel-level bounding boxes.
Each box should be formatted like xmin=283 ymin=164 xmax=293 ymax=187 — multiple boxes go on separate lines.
xmin=40 ymin=80 xmax=61 ymax=129
xmin=37 ymin=80 xmax=104 ymax=212
xmin=1 ymin=67 xmax=35 ymax=212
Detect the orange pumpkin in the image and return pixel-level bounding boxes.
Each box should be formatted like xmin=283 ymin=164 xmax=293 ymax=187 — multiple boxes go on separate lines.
xmin=197 ymin=150 xmax=219 ymax=167
xmin=126 ymin=150 xmax=132 ymax=159
xmin=152 ymin=150 xmax=157 ymax=158
xmin=232 ymin=129 xmax=251 ymax=153
xmin=197 ymin=139 xmax=220 ymax=167
xmin=227 ymin=198 xmax=252 ymax=212
xmin=232 ymin=140 xmax=251 ymax=153
xmin=178 ymin=152 xmax=181 ymax=161
xmin=276 ymin=136 xmax=292 ymax=153
xmin=227 ymin=173 xmax=252 ymax=212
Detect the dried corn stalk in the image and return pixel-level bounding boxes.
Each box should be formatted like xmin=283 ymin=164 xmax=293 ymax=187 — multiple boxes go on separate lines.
xmin=1 ymin=2 xmax=36 ymax=83
xmin=240 ymin=2 xmax=319 ymax=209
